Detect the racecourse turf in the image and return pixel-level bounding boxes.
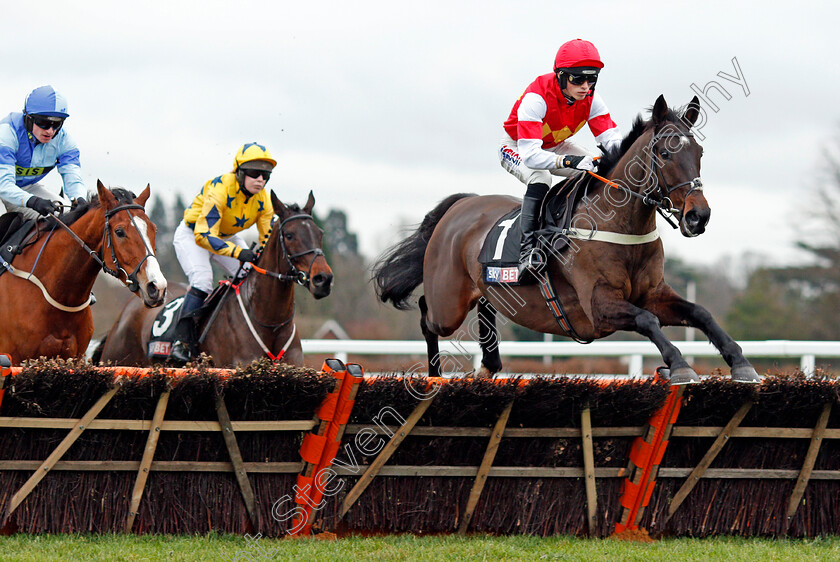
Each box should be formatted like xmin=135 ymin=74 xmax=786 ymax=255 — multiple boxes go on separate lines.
xmin=0 ymin=534 xmax=838 ymax=561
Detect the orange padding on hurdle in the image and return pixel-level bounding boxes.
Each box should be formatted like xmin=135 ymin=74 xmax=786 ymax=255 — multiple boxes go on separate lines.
xmin=614 ymin=383 xmax=683 ymax=533
xmin=299 ymin=433 xmax=328 ymax=465
xmin=0 ymin=366 xmax=240 ymax=380
xmin=295 ymin=366 xmax=363 ymax=536
xmin=294 ymin=474 xmax=315 ymax=504
xmin=316 ymin=391 xmax=340 ymax=421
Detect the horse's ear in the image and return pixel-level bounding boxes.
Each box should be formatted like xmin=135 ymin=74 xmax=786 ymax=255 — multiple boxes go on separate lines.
xmin=135 ymin=184 xmax=151 ymax=207
xmin=303 ymin=190 xmax=315 ymax=216
xmin=652 ymin=94 xmax=669 ymax=124
xmin=682 ymin=95 xmax=701 ymax=127
xmin=270 ymin=190 xmax=287 ymax=217
xmin=97 ymin=180 xmax=117 ymax=209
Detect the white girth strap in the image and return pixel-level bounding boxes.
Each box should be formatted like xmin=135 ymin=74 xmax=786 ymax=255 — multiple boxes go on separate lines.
xmin=565 ymin=228 xmax=660 ymax=245
xmin=9 ymin=268 xmax=92 ymax=312
xmin=234 ymin=288 xmax=296 ymax=360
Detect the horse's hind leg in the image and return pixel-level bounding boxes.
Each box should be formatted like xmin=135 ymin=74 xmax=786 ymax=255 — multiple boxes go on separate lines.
xmin=644 ymin=283 xmax=760 ymax=383
xmin=419 ymin=296 xmax=442 ymax=377
xmin=477 ymin=298 xmax=503 ymax=374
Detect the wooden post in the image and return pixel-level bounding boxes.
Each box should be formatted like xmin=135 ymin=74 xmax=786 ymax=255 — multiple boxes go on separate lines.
xmin=126 ymin=389 xmax=170 ymax=532
xmin=581 ymin=406 xmax=597 ymax=536
xmin=215 ymin=394 xmax=260 ymax=530
xmin=3 ymin=385 xmax=119 ymax=523
xmin=458 ymin=400 xmax=514 ymax=534
xmin=662 ymin=400 xmax=752 ymax=526
xmin=338 ymin=393 xmax=436 ymax=520
xmin=785 ymin=403 xmax=832 ymax=530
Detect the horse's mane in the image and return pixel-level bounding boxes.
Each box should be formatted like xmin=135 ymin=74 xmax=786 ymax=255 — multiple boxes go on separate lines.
xmin=593 ymin=105 xmax=689 ymax=178
xmin=61 ymin=187 xmax=137 ymax=225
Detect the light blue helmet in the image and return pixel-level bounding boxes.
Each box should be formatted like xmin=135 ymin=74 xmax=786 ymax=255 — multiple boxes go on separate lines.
xmin=24 ymin=86 xmax=69 ymax=118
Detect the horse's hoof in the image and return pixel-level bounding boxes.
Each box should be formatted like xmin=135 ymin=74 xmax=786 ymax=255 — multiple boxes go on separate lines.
xmin=669 ymin=367 xmax=701 ymax=385
xmin=475 ymin=366 xmax=493 ymax=379
xmin=731 ymin=365 xmax=762 ymax=384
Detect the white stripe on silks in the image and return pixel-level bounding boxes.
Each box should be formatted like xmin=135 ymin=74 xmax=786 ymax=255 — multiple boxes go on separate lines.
xmin=9 ymin=268 xmax=91 ymax=312
xmin=565 ymin=228 xmax=660 ymax=245
xmin=234 ymin=287 xmax=296 ymax=359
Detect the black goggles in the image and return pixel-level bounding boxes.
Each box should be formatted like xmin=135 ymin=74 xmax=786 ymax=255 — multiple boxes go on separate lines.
xmin=31 ymin=115 xmax=65 ymax=131
xmin=566 ymin=73 xmax=598 ymax=86
xmin=242 ymin=169 xmax=271 ymax=181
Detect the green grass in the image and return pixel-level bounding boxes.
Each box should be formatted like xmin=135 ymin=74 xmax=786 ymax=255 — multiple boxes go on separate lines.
xmin=0 ymin=533 xmax=838 ymax=561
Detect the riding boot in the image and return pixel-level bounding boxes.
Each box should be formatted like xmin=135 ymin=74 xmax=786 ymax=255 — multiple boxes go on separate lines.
xmin=170 ymin=287 xmax=208 ymax=364
xmin=518 ymin=183 xmax=549 ymax=279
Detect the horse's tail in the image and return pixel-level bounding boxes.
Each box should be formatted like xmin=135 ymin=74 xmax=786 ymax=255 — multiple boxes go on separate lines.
xmin=373 ymin=193 xmax=476 ymax=310
xmin=90 ymin=335 xmax=106 ymax=364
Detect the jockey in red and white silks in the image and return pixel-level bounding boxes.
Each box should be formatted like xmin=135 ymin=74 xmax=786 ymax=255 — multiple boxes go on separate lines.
xmin=500 ymin=79 xmax=622 ymax=184
xmin=499 ymin=39 xmax=623 ymax=277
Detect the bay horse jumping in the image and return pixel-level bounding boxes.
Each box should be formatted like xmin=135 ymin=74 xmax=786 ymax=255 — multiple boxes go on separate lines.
xmin=374 ymin=95 xmax=760 ymax=384
xmin=94 ymin=191 xmax=333 ymax=367
xmin=0 ymin=181 xmax=167 ymax=365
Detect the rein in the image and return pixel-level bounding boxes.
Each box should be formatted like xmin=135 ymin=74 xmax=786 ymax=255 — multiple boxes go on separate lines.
xmin=9 ymin=203 xmax=154 ymax=311
xmin=48 ymin=203 xmax=154 ymax=292
xmin=204 ymin=212 xmax=322 ymax=360
xmin=586 ymin=129 xmax=703 ymax=230
xmin=250 ymin=213 xmax=324 ymax=287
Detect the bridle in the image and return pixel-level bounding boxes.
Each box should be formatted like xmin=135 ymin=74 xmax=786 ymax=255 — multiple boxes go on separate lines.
xmin=218 ymin=212 xmax=324 ymax=360
xmin=587 ymin=127 xmax=703 ymax=230
xmin=250 ymin=213 xmax=324 ymax=287
xmin=49 ymin=203 xmax=155 ymax=292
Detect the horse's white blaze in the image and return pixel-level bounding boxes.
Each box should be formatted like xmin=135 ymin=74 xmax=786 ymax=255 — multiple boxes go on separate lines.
xmin=680 ymin=136 xmax=690 ymax=147
xmin=135 ymin=220 xmax=167 ymax=289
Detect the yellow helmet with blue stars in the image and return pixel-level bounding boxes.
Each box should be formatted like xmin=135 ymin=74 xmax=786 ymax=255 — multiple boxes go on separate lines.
xmin=233 ymin=142 xmax=277 ymax=171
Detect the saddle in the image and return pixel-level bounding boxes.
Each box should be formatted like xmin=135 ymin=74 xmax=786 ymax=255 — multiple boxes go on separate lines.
xmin=478 ymin=172 xmax=591 ymax=286
xmin=146 ymin=281 xmax=233 ymax=361
xmin=0 ymin=213 xmax=37 ymax=275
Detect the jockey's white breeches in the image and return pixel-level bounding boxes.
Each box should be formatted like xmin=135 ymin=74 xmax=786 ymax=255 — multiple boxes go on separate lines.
xmin=173 ymin=221 xmax=247 ymax=294
xmin=499 ymin=133 xmax=597 ymax=186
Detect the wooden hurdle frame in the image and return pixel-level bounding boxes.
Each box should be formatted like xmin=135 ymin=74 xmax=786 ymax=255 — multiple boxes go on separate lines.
xmin=2 ymin=357 xmax=838 ymax=538
xmin=0 ymin=359 xmax=359 ymax=535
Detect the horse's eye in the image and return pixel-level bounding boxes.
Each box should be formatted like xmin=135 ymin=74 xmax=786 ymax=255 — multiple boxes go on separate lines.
xmin=284 ymin=233 xmax=294 ymax=241
xmin=659 ymin=149 xmax=670 ymax=159
xmin=115 ymin=228 xmax=127 ymax=238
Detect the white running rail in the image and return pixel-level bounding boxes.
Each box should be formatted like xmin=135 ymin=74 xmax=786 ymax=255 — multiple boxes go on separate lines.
xmin=301 ymin=339 xmax=840 ymax=376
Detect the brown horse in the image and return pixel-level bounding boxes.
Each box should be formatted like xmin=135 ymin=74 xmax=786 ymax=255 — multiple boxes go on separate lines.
xmin=94 ymin=191 xmax=333 ymax=367
xmin=374 ymin=95 xmax=760 ymax=384
xmin=0 ymin=181 xmax=167 ymax=365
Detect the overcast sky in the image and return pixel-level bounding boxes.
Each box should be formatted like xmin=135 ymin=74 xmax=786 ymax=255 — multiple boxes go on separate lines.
xmin=5 ymin=0 xmax=838 ymax=270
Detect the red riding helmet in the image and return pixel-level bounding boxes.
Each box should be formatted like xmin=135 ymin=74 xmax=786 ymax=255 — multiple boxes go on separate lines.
xmin=553 ymin=39 xmax=604 ymax=71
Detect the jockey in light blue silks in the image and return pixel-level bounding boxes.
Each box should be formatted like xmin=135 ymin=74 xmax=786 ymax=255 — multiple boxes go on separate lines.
xmin=0 ymin=86 xmax=88 ymax=220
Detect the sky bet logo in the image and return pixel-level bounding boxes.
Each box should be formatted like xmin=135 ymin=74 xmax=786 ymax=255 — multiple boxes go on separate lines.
xmin=485 ymin=266 xmax=519 ymax=284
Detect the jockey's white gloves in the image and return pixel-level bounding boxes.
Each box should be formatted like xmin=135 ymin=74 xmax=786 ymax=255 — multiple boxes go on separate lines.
xmin=557 ymin=154 xmax=597 ymax=172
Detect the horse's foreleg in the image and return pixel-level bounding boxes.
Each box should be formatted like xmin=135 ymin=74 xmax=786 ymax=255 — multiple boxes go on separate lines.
xmin=593 ymin=285 xmax=699 ymax=383
xmin=477 ymin=298 xmax=502 ymax=374
xmin=419 ymin=296 xmax=442 ymax=377
xmin=643 ymin=284 xmax=760 ymax=383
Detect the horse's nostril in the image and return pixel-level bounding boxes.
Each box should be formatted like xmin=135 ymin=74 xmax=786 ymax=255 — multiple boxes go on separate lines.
xmin=147 ymin=283 xmax=159 ymax=300
xmin=686 ymin=211 xmax=698 ymax=226
xmin=313 ymin=274 xmax=327 ymax=287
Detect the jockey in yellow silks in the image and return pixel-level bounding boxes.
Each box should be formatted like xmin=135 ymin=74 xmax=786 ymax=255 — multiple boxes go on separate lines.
xmin=170 ymin=142 xmax=276 ymax=362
